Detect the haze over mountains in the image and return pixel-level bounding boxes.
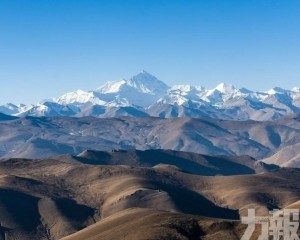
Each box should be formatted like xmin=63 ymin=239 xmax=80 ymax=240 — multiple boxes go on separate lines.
xmin=1 ymin=71 xmax=299 ymax=121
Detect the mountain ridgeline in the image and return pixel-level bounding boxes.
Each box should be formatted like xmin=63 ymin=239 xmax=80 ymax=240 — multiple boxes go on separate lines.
xmin=0 ymin=151 xmax=299 ymax=239
xmin=0 ymin=113 xmax=299 ymax=167
xmin=0 ymin=72 xmax=300 ymax=239
xmin=1 ymin=71 xmax=300 ymax=121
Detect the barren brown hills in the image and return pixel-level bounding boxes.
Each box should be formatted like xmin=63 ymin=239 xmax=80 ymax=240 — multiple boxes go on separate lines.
xmin=0 ymin=114 xmax=299 ymax=167
xmin=61 ymin=208 xmax=249 ymax=240
xmin=74 ymin=149 xmax=279 ymax=176
xmin=263 ymin=142 xmax=300 ymax=168
xmin=0 ymin=150 xmax=299 ymax=239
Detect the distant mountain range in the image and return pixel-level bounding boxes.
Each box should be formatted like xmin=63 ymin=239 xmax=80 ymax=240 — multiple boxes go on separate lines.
xmin=1 ymin=71 xmax=299 ymax=121
xmin=0 ymin=114 xmax=299 ymax=167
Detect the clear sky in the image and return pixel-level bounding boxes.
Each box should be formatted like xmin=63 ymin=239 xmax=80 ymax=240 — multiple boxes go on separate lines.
xmin=0 ymin=0 xmax=300 ymax=104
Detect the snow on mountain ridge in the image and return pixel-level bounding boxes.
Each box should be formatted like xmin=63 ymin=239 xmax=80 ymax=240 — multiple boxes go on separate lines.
xmin=97 ymin=79 xmax=127 ymax=94
xmin=0 ymin=71 xmax=299 ymax=121
xmin=170 ymin=84 xmax=205 ymax=92
xmin=200 ymin=83 xmax=243 ymax=106
xmin=127 ymin=70 xmax=169 ymax=93
xmin=94 ymin=71 xmax=169 ymax=107
xmin=292 ymin=87 xmax=300 ymax=93
xmin=214 ymin=82 xmax=237 ymax=94
xmin=0 ymin=103 xmax=20 ymax=115
xmin=266 ymin=87 xmax=291 ymax=95
xmin=54 ymin=89 xmax=106 ymax=105
xmin=97 ymin=71 xmax=169 ymax=95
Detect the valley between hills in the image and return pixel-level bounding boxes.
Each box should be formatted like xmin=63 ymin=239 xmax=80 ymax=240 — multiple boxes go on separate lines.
xmin=0 ymin=112 xmax=299 ymax=239
xmin=0 ymin=148 xmax=299 ymax=239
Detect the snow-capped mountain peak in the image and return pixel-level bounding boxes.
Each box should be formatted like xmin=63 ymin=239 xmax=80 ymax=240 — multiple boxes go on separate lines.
xmin=126 ymin=70 xmax=169 ymax=94
xmin=94 ymin=71 xmax=169 ymax=107
xmin=53 ymin=89 xmax=106 ymax=105
xmin=200 ymin=83 xmax=240 ymax=105
xmin=292 ymin=87 xmax=300 ymax=93
xmin=0 ymin=71 xmax=299 ymax=121
xmin=0 ymin=103 xmax=19 ymax=115
xmin=214 ymin=82 xmax=237 ymax=94
xmin=266 ymin=87 xmax=290 ymax=95
xmin=97 ymin=71 xmax=169 ymax=95
xmin=3 ymin=103 xmax=18 ymax=110
xmin=96 ymin=79 xmax=127 ymax=94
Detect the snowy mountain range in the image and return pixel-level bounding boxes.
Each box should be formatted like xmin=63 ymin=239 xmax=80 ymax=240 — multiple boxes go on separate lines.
xmin=1 ymin=71 xmax=300 ymax=121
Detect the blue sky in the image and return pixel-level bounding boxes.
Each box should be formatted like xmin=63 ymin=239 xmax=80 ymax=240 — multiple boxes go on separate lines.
xmin=0 ymin=0 xmax=300 ymax=104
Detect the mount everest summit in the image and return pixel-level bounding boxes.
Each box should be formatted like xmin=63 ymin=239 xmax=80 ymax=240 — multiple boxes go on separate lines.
xmin=1 ymin=71 xmax=299 ymax=121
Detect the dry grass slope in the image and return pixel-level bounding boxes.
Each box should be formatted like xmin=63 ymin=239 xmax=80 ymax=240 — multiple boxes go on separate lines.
xmin=0 ymin=151 xmax=299 ymax=239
